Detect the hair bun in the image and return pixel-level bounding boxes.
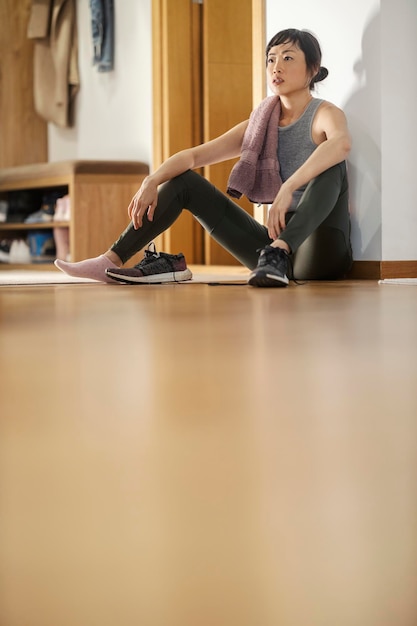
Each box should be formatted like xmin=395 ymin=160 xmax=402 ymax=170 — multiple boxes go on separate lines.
xmin=315 ymin=66 xmax=329 ymax=82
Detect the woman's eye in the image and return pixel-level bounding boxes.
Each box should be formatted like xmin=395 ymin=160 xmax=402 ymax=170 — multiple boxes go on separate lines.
xmin=284 ymin=56 xmax=293 ymax=61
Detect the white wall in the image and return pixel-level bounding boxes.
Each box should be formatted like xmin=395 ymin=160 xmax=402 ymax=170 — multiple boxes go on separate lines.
xmin=266 ymin=0 xmax=381 ymax=261
xmin=48 ymin=0 xmax=152 ymax=166
xmin=266 ymin=0 xmax=417 ymax=263
xmin=381 ymin=0 xmax=417 ymax=261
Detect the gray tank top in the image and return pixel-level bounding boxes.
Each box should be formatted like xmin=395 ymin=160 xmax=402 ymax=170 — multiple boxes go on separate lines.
xmin=278 ymin=98 xmax=324 ymax=210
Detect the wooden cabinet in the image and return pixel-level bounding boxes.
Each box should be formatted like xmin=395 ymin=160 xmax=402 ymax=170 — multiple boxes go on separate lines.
xmin=0 ymin=160 xmax=148 ymax=270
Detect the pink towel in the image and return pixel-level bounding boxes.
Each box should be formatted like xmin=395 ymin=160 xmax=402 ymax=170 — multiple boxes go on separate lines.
xmin=227 ymin=96 xmax=282 ymax=204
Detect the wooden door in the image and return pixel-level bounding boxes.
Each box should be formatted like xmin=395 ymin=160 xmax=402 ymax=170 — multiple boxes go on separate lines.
xmin=0 ymin=0 xmax=47 ymax=167
xmin=201 ymin=0 xmax=253 ymax=264
xmin=152 ymin=0 xmax=204 ymax=262
xmin=152 ymin=0 xmax=256 ymax=264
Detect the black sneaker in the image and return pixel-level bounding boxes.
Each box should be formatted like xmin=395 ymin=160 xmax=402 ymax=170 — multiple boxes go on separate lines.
xmin=105 ymin=242 xmax=193 ymax=284
xmin=248 ymin=245 xmax=290 ymax=287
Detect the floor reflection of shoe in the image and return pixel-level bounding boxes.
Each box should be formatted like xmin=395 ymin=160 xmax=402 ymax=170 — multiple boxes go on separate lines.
xmin=105 ymin=242 xmax=193 ymax=284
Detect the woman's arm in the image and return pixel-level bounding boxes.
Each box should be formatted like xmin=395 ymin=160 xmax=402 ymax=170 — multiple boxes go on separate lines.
xmin=267 ymin=102 xmax=351 ymax=240
xmin=128 ymin=120 xmax=249 ymax=229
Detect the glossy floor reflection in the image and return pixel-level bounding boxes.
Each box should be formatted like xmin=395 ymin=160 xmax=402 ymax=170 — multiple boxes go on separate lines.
xmin=0 ymin=280 xmax=416 ymax=626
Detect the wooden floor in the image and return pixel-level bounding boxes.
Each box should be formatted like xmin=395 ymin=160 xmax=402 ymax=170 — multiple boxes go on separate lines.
xmin=0 ymin=277 xmax=416 ymax=626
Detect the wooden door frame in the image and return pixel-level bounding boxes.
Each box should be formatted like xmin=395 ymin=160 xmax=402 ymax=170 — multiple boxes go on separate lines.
xmin=252 ymin=0 xmax=268 ymax=224
xmin=152 ymin=0 xmax=267 ymax=262
xmin=252 ymin=0 xmax=266 ymax=106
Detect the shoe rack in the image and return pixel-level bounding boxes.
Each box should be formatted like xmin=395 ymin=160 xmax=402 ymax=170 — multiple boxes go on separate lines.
xmin=0 ymin=160 xmax=149 ymax=270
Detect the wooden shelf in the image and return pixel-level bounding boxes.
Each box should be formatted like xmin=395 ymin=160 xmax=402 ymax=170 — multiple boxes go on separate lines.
xmin=0 ymin=160 xmax=149 ymax=269
xmin=0 ymin=221 xmax=69 ymax=231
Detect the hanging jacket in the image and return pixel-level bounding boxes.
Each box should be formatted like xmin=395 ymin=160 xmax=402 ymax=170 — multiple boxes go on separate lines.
xmin=27 ymin=0 xmax=80 ymax=128
xmin=89 ymin=0 xmax=114 ymax=72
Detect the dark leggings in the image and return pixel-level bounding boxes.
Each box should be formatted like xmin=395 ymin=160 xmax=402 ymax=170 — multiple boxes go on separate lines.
xmin=111 ymin=162 xmax=353 ymax=280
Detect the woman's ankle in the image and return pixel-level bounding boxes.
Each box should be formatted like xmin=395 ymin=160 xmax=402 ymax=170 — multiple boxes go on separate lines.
xmin=104 ymin=250 xmax=123 ymax=267
xmin=271 ymin=240 xmax=291 ymax=254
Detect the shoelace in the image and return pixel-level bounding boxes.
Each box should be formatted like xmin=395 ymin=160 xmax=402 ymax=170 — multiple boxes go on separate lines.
xmin=258 ymin=246 xmax=305 ymax=286
xmin=132 ymin=242 xmax=184 ymax=282
xmin=134 ymin=242 xmax=159 ymax=269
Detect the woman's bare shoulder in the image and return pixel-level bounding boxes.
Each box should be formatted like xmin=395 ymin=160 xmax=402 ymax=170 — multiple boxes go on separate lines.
xmin=312 ymin=100 xmax=349 ymax=144
xmin=316 ymin=99 xmax=347 ymax=118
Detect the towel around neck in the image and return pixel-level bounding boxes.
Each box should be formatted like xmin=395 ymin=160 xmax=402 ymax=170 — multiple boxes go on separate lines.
xmin=227 ymin=95 xmax=282 ymax=204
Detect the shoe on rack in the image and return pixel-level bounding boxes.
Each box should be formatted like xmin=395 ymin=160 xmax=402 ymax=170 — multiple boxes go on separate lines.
xmin=7 ymin=190 xmax=43 ymax=224
xmin=54 ymin=195 xmax=71 ymax=221
xmin=0 ymin=239 xmax=12 ymax=263
xmin=0 ymin=200 xmax=8 ymax=223
xmin=24 ymin=190 xmax=66 ymax=224
xmin=53 ymin=226 xmax=70 ymax=260
xmin=248 ymin=245 xmax=290 ymax=288
xmin=105 ymin=242 xmax=193 ymax=284
xmin=24 ymin=206 xmax=55 ymax=223
xmin=28 ymin=231 xmax=56 ymax=263
xmin=9 ymin=239 xmax=32 ymax=264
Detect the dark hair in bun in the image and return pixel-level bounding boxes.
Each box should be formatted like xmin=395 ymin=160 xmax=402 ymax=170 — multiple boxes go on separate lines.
xmin=312 ymin=65 xmax=329 ymax=86
xmin=266 ymin=28 xmax=329 ymax=90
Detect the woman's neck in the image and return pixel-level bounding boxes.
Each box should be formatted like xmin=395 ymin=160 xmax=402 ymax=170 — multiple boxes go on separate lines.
xmin=279 ymin=92 xmax=313 ymax=127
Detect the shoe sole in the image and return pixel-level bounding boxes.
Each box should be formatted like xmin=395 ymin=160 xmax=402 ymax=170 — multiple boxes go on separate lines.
xmin=106 ymin=268 xmax=193 ymax=284
xmin=248 ymin=270 xmax=289 ymax=288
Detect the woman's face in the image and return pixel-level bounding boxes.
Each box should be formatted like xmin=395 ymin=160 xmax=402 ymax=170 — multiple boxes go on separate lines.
xmin=266 ymin=42 xmax=313 ymax=96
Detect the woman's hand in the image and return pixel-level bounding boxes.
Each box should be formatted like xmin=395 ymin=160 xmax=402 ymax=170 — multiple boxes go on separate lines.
xmin=125 ymin=120 xmax=249 ymax=230
xmin=127 ymin=176 xmax=159 ymax=230
xmin=267 ymin=183 xmax=294 ymax=240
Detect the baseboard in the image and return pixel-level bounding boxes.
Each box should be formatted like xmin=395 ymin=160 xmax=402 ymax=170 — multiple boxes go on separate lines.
xmin=348 ymin=260 xmax=417 ymax=279
xmin=381 ymin=261 xmax=417 ymax=279
xmin=348 ymin=261 xmax=381 ymax=279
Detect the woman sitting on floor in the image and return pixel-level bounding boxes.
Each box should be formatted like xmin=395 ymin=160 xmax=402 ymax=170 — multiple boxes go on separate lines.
xmin=55 ymin=28 xmax=353 ymax=288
